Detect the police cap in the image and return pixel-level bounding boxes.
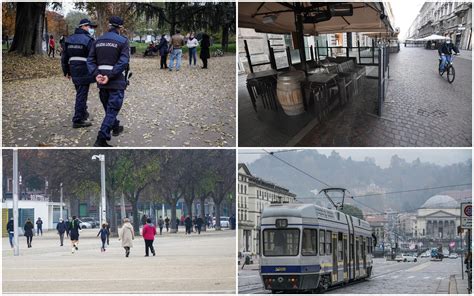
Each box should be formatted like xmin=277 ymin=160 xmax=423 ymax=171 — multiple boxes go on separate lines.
xmin=78 ymin=18 xmax=97 ymax=28
xmin=109 ymin=16 xmax=124 ymax=28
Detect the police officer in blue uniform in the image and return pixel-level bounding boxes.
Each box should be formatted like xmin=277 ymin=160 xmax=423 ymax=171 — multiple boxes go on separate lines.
xmin=61 ymin=19 xmax=97 ymax=128
xmin=87 ymin=16 xmax=130 ymax=147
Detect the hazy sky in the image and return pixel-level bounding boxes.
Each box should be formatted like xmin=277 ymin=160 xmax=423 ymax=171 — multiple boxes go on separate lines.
xmin=390 ymin=0 xmax=425 ymax=39
xmin=238 ymin=149 xmax=472 ymax=168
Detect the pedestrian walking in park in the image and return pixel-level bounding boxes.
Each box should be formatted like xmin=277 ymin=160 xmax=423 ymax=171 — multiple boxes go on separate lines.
xmin=142 ymin=218 xmax=156 ymax=257
xmin=229 ymin=215 xmax=236 ymax=230
xmin=48 ymin=35 xmax=55 ymax=58
xmin=105 ymin=222 xmax=110 ymax=245
xmin=59 ymin=35 xmax=66 ymax=56
xmin=65 ymin=217 xmax=70 ymax=238
xmin=168 ymin=29 xmax=184 ymax=71
xmin=69 ymin=216 xmax=82 ymax=253
xmin=97 ymin=223 xmax=109 ymax=252
xmin=158 ymin=34 xmax=168 ymax=69
xmin=61 ymin=18 xmax=97 ymax=129
xmin=56 ymin=218 xmax=67 ymax=246
xmin=36 ymin=217 xmax=43 ymax=236
xmin=165 ymin=216 xmax=170 ymax=232
xmin=24 ymin=218 xmax=34 ymax=248
xmin=186 ymin=32 xmax=199 ymax=67
xmin=87 ymin=16 xmax=130 ymax=147
xmin=176 ymin=218 xmax=180 ymax=231
xmin=184 ymin=215 xmax=192 ymax=235
xmin=141 ymin=214 xmax=148 ymax=226
xmin=119 ymin=218 xmax=134 ymax=257
xmin=196 ymin=216 xmax=203 ymax=234
xmin=200 ymin=33 xmax=210 ymax=69
xmin=157 ymin=216 xmax=164 ymax=235
xmin=180 ymin=215 xmax=185 ymax=226
xmin=7 ymin=218 xmax=14 ymax=248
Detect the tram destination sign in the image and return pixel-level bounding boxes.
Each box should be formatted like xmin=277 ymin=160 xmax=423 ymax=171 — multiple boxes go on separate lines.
xmin=460 ymin=202 xmax=472 ymax=229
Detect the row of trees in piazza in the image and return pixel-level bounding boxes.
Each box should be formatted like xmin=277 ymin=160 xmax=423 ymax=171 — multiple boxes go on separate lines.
xmin=2 ymin=150 xmax=236 ymax=235
xmin=3 ymin=2 xmax=235 ymax=56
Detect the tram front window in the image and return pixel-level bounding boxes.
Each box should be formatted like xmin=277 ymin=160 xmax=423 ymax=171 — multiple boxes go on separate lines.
xmin=263 ymin=229 xmax=300 ymax=256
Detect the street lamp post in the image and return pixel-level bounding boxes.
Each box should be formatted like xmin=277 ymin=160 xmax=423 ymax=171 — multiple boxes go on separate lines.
xmin=12 ymin=149 xmax=19 ymax=256
xmin=92 ymin=154 xmax=106 ymax=223
xmin=60 ymin=183 xmax=63 ymax=220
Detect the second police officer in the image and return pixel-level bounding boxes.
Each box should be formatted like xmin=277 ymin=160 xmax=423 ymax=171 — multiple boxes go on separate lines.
xmin=61 ymin=18 xmax=97 ymax=129
xmin=87 ymin=16 xmax=130 ymax=147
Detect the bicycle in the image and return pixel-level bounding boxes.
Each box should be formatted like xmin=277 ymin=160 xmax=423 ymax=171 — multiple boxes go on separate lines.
xmin=212 ymin=48 xmax=224 ymax=57
xmin=438 ymin=53 xmax=457 ymax=83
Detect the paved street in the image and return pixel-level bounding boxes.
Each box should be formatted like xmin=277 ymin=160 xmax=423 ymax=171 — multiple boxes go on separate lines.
xmin=3 ymin=228 xmax=236 ymax=293
xmin=238 ymin=257 xmax=469 ymax=294
xmin=298 ymin=47 xmax=472 ymax=147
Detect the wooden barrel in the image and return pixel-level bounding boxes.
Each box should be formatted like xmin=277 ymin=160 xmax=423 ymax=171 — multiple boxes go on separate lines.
xmin=277 ymin=70 xmax=305 ymax=116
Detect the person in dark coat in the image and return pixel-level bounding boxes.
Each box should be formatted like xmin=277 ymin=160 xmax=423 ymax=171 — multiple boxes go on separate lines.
xmin=195 ymin=216 xmax=204 ymax=234
xmin=36 ymin=217 xmax=43 ymax=236
xmin=6 ymin=218 xmax=14 ymax=248
xmin=141 ymin=214 xmax=148 ymax=226
xmin=158 ymin=34 xmax=169 ymax=69
xmin=24 ymin=218 xmax=34 ymax=248
xmin=105 ymin=222 xmax=111 ymax=245
xmin=56 ymin=218 xmax=67 ymax=246
xmin=184 ymin=215 xmax=192 ymax=235
xmin=199 ymin=33 xmax=210 ymax=69
xmin=229 ymin=215 xmax=236 ymax=230
xmin=165 ymin=216 xmax=170 ymax=232
xmin=97 ymin=223 xmax=109 ymax=252
xmin=69 ymin=215 xmax=82 ymax=253
xmin=65 ymin=217 xmax=70 ymax=238
xmin=61 ymin=19 xmax=97 ymax=129
xmin=176 ymin=218 xmax=180 ymax=231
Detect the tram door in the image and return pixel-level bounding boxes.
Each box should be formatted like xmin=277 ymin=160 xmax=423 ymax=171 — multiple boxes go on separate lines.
xmin=362 ymin=236 xmax=367 ymax=275
xmin=343 ymin=234 xmax=348 ymax=281
xmin=355 ymin=236 xmax=360 ymax=277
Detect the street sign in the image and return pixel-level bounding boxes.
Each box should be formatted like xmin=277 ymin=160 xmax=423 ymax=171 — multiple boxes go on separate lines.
xmin=460 ymin=202 xmax=472 ymax=229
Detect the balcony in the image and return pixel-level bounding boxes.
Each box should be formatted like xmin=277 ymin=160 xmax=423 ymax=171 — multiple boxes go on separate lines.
xmin=454 ymin=3 xmax=471 ymax=15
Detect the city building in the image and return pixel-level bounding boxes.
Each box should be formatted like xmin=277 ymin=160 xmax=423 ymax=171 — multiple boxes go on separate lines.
xmin=407 ymin=1 xmax=472 ymax=49
xmin=365 ymin=214 xmax=387 ymax=248
xmin=238 ymin=163 xmax=297 ymax=254
xmin=398 ymin=212 xmax=417 ymax=238
xmin=415 ymin=194 xmax=461 ymax=240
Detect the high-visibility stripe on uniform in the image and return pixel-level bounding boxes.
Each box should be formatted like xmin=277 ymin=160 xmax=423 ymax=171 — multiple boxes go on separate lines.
xmin=98 ymin=65 xmax=113 ymax=70
xmin=69 ymin=57 xmax=87 ymax=62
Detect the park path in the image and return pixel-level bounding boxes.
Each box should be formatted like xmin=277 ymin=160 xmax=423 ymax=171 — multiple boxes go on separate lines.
xmin=2 ymin=55 xmax=236 ymax=147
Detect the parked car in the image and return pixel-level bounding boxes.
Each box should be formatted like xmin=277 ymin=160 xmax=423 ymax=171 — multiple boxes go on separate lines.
xmin=396 ymin=253 xmax=417 ymax=262
xmin=77 ymin=219 xmax=92 ymax=229
xmin=449 ymin=253 xmax=459 ymax=259
xmin=80 ymin=217 xmax=97 ymax=228
xmin=420 ymin=251 xmax=431 ymax=258
xmin=213 ymin=216 xmax=230 ymax=228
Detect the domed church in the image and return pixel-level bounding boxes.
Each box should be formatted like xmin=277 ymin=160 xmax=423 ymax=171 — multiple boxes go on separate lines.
xmin=415 ymin=195 xmax=460 ymax=240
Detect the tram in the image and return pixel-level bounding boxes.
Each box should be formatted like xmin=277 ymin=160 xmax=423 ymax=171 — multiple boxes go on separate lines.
xmin=259 ymin=188 xmax=374 ymax=293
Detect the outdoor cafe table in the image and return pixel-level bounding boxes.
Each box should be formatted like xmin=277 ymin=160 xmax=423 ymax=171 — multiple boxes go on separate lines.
xmin=305 ymin=72 xmax=339 ymax=120
xmin=246 ymin=69 xmax=278 ymax=111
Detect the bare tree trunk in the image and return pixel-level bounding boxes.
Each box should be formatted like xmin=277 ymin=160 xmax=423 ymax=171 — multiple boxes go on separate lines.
xmin=215 ymin=200 xmax=222 ymax=231
xmin=170 ymin=201 xmax=177 ymax=233
xmin=9 ymin=2 xmax=46 ymax=55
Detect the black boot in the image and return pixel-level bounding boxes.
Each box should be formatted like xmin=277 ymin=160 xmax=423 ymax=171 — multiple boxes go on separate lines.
xmin=73 ymin=120 xmax=92 ymax=128
xmin=112 ymin=125 xmax=124 ymax=137
xmin=93 ymin=137 xmax=113 ymax=147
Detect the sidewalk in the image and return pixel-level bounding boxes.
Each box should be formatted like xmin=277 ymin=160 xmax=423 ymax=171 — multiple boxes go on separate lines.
xmin=449 ymin=272 xmax=470 ymax=294
xmin=458 ymin=50 xmax=472 ymax=61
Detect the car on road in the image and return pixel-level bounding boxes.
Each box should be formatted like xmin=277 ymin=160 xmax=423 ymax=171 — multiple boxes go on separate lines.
xmin=77 ymin=219 xmax=92 ymax=229
xmin=448 ymin=253 xmax=459 ymax=259
xmin=420 ymin=251 xmax=431 ymax=258
xmin=213 ymin=216 xmax=230 ymax=228
xmin=79 ymin=217 xmax=97 ymax=228
xmin=396 ymin=253 xmax=418 ymax=262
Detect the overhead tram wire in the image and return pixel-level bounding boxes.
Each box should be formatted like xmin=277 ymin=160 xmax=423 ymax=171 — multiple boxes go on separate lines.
xmin=239 ymin=149 xmax=304 ymax=155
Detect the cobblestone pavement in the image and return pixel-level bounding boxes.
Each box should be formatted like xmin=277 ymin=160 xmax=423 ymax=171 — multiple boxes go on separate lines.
xmin=3 ymin=228 xmax=236 ymax=293
xmin=238 ymin=257 xmax=468 ymax=294
xmin=298 ymin=47 xmax=472 ymax=147
xmin=2 ymin=55 xmax=235 ymax=147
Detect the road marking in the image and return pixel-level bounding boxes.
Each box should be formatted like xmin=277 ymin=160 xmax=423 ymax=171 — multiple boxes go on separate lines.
xmin=406 ymin=261 xmax=431 ymax=272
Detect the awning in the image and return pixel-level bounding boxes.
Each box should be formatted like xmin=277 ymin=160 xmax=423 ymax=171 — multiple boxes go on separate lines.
xmin=239 ymin=2 xmax=395 ymax=35
xmin=420 ymin=34 xmax=450 ymax=41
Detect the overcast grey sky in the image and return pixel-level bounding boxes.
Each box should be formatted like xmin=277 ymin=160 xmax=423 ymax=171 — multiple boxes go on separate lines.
xmin=238 ymin=149 xmax=472 ymax=168
xmin=390 ymin=0 xmax=425 ymax=39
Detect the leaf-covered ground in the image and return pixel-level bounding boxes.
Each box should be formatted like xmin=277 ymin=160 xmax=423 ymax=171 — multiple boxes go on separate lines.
xmin=2 ymin=53 xmax=236 ymax=147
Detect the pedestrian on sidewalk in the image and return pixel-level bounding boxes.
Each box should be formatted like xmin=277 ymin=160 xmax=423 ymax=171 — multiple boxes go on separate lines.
xmin=65 ymin=217 xmax=70 ymax=238
xmin=48 ymin=35 xmax=55 ymax=58
xmin=56 ymin=218 xmax=67 ymax=246
xmin=36 ymin=217 xmax=43 ymax=236
xmin=157 ymin=216 xmax=164 ymax=235
xmin=69 ymin=216 xmax=82 ymax=253
xmin=105 ymin=222 xmax=110 ymax=245
xmin=195 ymin=216 xmax=203 ymax=234
xmin=142 ymin=218 xmax=156 ymax=257
xmin=7 ymin=218 xmax=14 ymax=248
xmin=141 ymin=214 xmax=147 ymax=226
xmin=164 ymin=216 xmax=170 ymax=232
xmin=184 ymin=215 xmax=192 ymax=235
xmin=97 ymin=223 xmax=109 ymax=252
xmin=119 ymin=217 xmax=134 ymax=257
xmin=24 ymin=218 xmax=34 ymax=248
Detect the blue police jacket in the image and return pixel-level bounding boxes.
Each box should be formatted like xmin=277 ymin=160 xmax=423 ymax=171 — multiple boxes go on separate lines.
xmin=61 ymin=28 xmax=95 ymax=85
xmin=87 ymin=28 xmax=130 ymax=90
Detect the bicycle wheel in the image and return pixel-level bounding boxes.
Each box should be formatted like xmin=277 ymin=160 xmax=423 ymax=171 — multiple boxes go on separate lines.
xmin=447 ymin=65 xmax=455 ymax=83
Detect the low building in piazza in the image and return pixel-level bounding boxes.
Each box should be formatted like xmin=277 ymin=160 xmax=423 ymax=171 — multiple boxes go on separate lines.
xmin=238 ymin=163 xmax=296 ymax=254
xmin=415 ymin=194 xmax=461 ymax=240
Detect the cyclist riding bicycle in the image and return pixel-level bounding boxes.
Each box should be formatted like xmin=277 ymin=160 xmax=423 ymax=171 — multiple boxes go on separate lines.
xmin=438 ymin=39 xmax=459 ymax=74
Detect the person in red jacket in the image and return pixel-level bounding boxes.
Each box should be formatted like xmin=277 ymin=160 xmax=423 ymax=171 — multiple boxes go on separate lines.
xmin=48 ymin=35 xmax=56 ymax=58
xmin=142 ymin=218 xmax=156 ymax=257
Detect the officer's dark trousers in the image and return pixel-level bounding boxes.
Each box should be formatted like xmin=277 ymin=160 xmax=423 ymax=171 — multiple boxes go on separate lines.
xmin=145 ymin=239 xmax=155 ymax=256
xmin=72 ymin=84 xmax=90 ymax=123
xmin=160 ymin=54 xmax=168 ymax=69
xmin=98 ymin=89 xmax=124 ymax=140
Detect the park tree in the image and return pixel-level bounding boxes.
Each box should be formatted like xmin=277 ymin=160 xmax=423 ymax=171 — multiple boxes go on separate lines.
xmin=46 ymin=10 xmax=67 ymax=39
xmin=65 ymin=11 xmax=90 ymax=35
xmin=9 ymin=2 xmax=47 ymax=55
xmin=2 ymin=3 xmax=16 ymax=39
